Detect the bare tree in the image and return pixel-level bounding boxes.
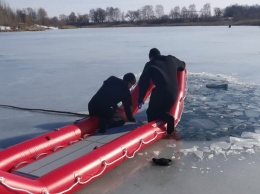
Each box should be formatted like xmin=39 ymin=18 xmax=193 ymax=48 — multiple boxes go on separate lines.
xmin=68 ymin=12 xmax=77 ymax=25
xmin=214 ymin=7 xmax=223 ymax=18
xmin=0 ymin=0 xmax=17 ymax=27
xmin=97 ymin=8 xmax=106 ymax=23
xmin=113 ymin=7 xmax=121 ymax=21
xmin=50 ymin=16 xmax=59 ymax=27
xmin=89 ymin=8 xmax=106 ymax=23
xmin=77 ymin=14 xmax=89 ymax=25
xmin=200 ymin=3 xmax=211 ymax=18
xmin=120 ymin=11 xmax=125 ymax=22
xmin=0 ymin=0 xmax=7 ymax=25
xmin=37 ymin=7 xmax=48 ymax=25
xmin=89 ymin=9 xmax=97 ymax=23
xmin=16 ymin=9 xmax=26 ymax=23
xmin=169 ymin=9 xmax=174 ymax=19
xmin=181 ymin=6 xmax=188 ymax=19
xmin=188 ymin=4 xmax=198 ymax=19
xmin=22 ymin=7 xmax=36 ymax=25
xmin=155 ymin=4 xmax=164 ymax=19
xmin=169 ymin=6 xmax=181 ymax=19
xmin=125 ymin=10 xmax=140 ymax=22
xmin=106 ymin=7 xmax=121 ymax=22
xmin=140 ymin=5 xmax=154 ymax=20
xmin=59 ymin=14 xmax=67 ymax=26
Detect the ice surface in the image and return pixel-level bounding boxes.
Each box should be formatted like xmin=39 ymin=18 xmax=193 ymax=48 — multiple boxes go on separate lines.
xmin=188 ymin=119 xmax=218 ymax=130
xmin=208 ymin=154 xmax=214 ymax=159
xmin=245 ymin=110 xmax=259 ymax=118
xmin=228 ymin=104 xmax=241 ymax=110
xmin=231 ymin=111 xmax=244 ymax=116
xmin=210 ymin=142 xmax=231 ymax=150
xmin=246 ymin=149 xmax=255 ymax=154
xmin=241 ymin=132 xmax=260 ymax=141
xmin=194 ymin=150 xmax=204 ymax=160
xmin=153 ymin=151 xmax=160 ymax=156
xmin=179 ymin=146 xmax=198 ymax=155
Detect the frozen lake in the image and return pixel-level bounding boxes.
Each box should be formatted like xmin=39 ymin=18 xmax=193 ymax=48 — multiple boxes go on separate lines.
xmin=0 ymin=26 xmax=260 ymax=194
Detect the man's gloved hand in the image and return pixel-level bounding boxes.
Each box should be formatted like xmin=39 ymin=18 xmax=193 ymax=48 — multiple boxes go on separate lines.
xmin=112 ymin=105 xmax=119 ymax=110
xmin=138 ymin=100 xmax=144 ymax=109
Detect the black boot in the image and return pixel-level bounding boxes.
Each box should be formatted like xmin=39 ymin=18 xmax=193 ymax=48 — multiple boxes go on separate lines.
xmin=152 ymin=158 xmax=172 ymax=166
xmin=160 ymin=112 xmax=175 ymax=135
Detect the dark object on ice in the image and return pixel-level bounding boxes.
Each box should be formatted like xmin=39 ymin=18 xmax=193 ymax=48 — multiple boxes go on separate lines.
xmin=152 ymin=158 xmax=172 ymax=166
xmin=206 ymin=83 xmax=228 ymax=90
xmin=229 ymin=24 xmax=232 ymax=28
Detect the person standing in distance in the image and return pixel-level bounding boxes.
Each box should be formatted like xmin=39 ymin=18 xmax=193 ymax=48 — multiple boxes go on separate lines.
xmin=88 ymin=73 xmax=136 ymax=133
xmin=138 ymin=48 xmax=186 ymax=134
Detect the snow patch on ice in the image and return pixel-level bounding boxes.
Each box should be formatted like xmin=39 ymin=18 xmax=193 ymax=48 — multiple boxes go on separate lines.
xmin=179 ymin=146 xmax=198 ymax=156
xmin=194 ymin=150 xmax=204 ymax=160
xmin=153 ymin=151 xmax=160 ymax=156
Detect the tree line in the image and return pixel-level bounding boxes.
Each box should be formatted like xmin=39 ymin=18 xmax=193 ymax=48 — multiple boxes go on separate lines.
xmin=1 ymin=0 xmax=260 ymax=30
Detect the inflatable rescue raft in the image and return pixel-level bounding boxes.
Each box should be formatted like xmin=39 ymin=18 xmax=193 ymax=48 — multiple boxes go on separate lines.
xmin=0 ymin=69 xmax=186 ymax=194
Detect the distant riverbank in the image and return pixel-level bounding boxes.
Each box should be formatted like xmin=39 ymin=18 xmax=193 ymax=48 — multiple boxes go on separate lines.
xmin=64 ymin=19 xmax=260 ymax=29
xmin=1 ymin=19 xmax=260 ymax=32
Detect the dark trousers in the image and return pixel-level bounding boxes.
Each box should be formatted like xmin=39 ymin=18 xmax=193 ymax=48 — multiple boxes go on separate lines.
xmin=147 ymin=90 xmax=175 ymax=122
xmin=89 ymin=106 xmax=125 ymax=129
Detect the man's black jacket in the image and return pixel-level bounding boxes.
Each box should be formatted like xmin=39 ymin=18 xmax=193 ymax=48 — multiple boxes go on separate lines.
xmin=88 ymin=76 xmax=134 ymax=121
xmin=138 ymin=55 xmax=186 ymax=103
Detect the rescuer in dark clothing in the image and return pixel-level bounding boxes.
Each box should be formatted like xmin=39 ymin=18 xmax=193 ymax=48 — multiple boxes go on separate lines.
xmin=88 ymin=73 xmax=136 ymax=133
xmin=138 ymin=48 xmax=186 ymax=134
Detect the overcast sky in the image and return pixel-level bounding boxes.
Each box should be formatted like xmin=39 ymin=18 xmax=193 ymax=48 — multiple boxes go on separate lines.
xmin=6 ymin=0 xmax=260 ymax=17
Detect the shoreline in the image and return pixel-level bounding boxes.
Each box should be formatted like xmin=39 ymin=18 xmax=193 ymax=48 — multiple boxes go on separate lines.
xmin=1 ymin=19 xmax=260 ymax=32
